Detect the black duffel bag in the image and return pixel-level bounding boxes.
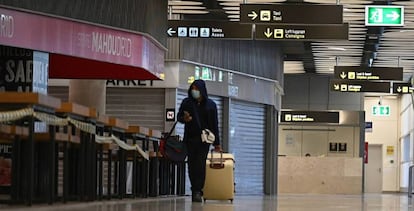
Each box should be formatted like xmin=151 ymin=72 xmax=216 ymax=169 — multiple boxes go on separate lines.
xmin=159 ymin=121 xmax=187 ymax=162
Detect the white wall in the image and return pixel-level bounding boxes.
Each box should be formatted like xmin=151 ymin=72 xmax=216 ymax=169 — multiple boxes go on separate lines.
xmin=365 ymin=96 xmax=399 ymax=192
xmin=400 ymin=93 xmax=413 ymax=190
xmin=279 ymin=125 xmax=360 ymax=157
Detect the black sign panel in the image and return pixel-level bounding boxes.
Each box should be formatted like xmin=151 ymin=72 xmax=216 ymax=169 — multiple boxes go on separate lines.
xmin=330 ymin=80 xmax=391 ymax=93
xmin=255 ymin=24 xmax=348 ymax=41
xmin=334 ymin=66 xmax=403 ymax=81
xmin=240 ymin=4 xmax=343 ymax=24
xmin=0 ymin=46 xmax=33 ymax=92
xmin=167 ymin=20 xmax=252 ymax=39
xmin=329 ymin=143 xmax=338 ymax=152
xmin=166 ymin=108 xmax=176 ymax=122
xmin=338 ymin=143 xmax=347 ymax=152
xmin=392 ymin=82 xmax=412 ymax=94
xmin=281 ymin=111 xmax=339 ymax=123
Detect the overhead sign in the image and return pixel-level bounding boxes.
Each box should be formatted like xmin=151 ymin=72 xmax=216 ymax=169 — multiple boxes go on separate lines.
xmin=167 ymin=20 xmax=252 ymax=39
xmin=281 ymin=111 xmax=339 ymax=123
xmin=255 ymin=24 xmax=348 ymax=41
xmin=365 ymin=5 xmax=404 ymax=26
xmin=392 ymin=82 xmax=412 ymax=94
xmin=240 ymin=4 xmax=343 ymax=24
xmin=330 ymin=80 xmax=390 ymax=93
xmin=334 ymin=66 xmax=403 ymax=81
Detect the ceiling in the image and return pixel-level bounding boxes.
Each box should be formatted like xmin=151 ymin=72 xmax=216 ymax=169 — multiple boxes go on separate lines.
xmin=167 ymin=0 xmax=414 ymax=82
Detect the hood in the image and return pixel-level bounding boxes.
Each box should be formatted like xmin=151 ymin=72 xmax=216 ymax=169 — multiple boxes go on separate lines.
xmin=188 ymin=79 xmax=208 ymax=101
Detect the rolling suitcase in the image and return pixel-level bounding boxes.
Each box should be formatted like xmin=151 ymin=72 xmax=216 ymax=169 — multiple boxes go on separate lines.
xmin=203 ymin=150 xmax=235 ymax=202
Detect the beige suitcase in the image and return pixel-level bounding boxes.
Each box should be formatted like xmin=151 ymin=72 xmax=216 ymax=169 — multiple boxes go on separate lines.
xmin=203 ymin=150 xmax=235 ymax=202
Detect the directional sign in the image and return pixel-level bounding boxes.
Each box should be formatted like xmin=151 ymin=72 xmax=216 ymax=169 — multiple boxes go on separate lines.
xmin=167 ymin=20 xmax=252 ymax=39
xmin=334 ymin=66 xmax=403 ymax=81
xmin=255 ymin=24 xmax=348 ymax=41
xmin=281 ymin=111 xmax=339 ymax=123
xmin=365 ymin=5 xmax=404 ymax=26
xmin=392 ymin=82 xmax=412 ymax=94
xmin=330 ymin=80 xmax=390 ymax=93
xmin=240 ymin=4 xmax=343 ymax=24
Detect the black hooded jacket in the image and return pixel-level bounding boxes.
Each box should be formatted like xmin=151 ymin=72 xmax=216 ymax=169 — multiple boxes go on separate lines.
xmin=177 ymin=80 xmax=220 ymax=146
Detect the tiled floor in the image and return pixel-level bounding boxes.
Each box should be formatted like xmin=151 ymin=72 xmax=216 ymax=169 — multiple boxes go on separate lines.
xmin=1 ymin=193 xmax=413 ymax=211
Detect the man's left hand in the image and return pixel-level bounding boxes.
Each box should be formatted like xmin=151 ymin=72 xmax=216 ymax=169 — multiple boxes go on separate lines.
xmin=213 ymin=145 xmax=222 ymax=152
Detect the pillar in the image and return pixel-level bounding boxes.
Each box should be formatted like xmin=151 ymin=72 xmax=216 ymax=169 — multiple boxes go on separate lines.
xmin=69 ymin=80 xmax=106 ymax=115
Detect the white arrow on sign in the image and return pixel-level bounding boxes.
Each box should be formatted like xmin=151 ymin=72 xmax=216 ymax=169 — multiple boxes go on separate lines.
xmin=264 ymin=28 xmax=272 ymax=38
xmin=248 ymin=11 xmax=258 ymax=20
xmin=167 ymin=28 xmax=176 ymax=36
xmin=340 ymin=72 xmax=347 ymax=79
xmin=386 ymin=11 xmax=400 ymax=21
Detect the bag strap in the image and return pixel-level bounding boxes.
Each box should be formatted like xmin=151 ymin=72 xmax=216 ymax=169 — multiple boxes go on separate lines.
xmin=165 ymin=121 xmax=178 ymax=139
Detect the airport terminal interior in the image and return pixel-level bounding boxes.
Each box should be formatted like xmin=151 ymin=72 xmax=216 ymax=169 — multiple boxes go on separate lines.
xmin=1 ymin=0 xmax=414 ymax=210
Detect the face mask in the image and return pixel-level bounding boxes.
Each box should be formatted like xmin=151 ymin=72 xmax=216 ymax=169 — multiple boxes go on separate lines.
xmin=191 ymin=90 xmax=201 ymax=99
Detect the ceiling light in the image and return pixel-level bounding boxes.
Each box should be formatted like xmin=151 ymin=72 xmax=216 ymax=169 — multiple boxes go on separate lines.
xmin=170 ymin=10 xmax=209 ymax=14
xmin=225 ymin=11 xmax=240 ymax=14
xmin=170 ymin=6 xmax=206 ymax=10
xmin=222 ymin=7 xmax=240 ymax=10
xmin=168 ymin=1 xmax=203 ymax=6
xmin=219 ymin=2 xmax=239 ymax=6
xmin=227 ymin=15 xmax=240 ymax=18
xmin=328 ymin=47 xmax=346 ymax=51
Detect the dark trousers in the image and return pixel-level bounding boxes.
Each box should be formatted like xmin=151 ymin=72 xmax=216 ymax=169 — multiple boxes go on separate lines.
xmin=186 ymin=138 xmax=210 ymax=194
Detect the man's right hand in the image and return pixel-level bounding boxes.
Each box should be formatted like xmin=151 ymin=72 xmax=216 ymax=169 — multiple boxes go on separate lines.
xmin=183 ymin=111 xmax=192 ymax=122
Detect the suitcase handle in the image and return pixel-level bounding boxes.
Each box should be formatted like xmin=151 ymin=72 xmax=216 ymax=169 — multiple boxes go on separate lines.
xmin=209 ymin=149 xmax=224 ymax=169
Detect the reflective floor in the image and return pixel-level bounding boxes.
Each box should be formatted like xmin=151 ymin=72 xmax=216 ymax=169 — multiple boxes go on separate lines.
xmin=1 ymin=193 xmax=414 ymax=211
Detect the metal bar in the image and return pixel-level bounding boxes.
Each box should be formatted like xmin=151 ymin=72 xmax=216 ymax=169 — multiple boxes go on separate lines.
xmin=63 ymin=142 xmax=69 ymax=203
xmin=78 ymin=131 xmax=85 ymax=201
xmin=98 ymin=144 xmax=103 ymax=200
xmin=132 ymin=136 xmax=137 ymax=197
xmin=108 ymin=149 xmax=112 ymax=199
xmin=91 ymin=134 xmax=97 ymax=201
xmin=48 ymin=125 xmax=56 ymax=204
xmin=11 ymin=134 xmax=21 ymax=202
xmin=27 ymin=116 xmax=35 ymax=205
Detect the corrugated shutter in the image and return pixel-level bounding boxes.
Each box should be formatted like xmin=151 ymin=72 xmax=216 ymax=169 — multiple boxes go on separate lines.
xmin=176 ymin=90 xmax=223 ymax=194
xmin=48 ymin=86 xmax=69 ymax=102
xmin=229 ymin=100 xmax=265 ymax=195
xmin=106 ymin=88 xmax=165 ymax=130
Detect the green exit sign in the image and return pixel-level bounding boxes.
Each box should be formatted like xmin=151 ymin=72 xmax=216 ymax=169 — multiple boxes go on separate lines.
xmin=372 ymin=105 xmax=390 ymax=116
xmin=365 ymin=5 xmax=404 ymax=26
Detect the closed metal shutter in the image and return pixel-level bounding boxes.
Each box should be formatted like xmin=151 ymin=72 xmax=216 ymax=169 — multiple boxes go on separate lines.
xmin=229 ymin=100 xmax=265 ymax=195
xmin=176 ymin=90 xmax=223 ymax=194
xmin=48 ymin=86 xmax=69 ymax=102
xmin=106 ymin=88 xmax=165 ymax=130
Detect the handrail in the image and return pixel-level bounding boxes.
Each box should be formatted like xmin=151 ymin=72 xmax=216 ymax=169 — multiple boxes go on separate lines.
xmin=409 ymin=165 xmax=414 ymax=198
